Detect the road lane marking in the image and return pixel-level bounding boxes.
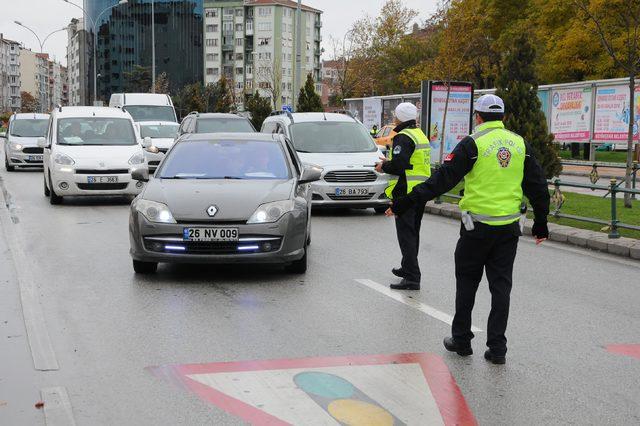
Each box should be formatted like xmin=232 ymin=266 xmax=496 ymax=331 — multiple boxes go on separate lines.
xmin=355 ymin=279 xmax=483 ymax=333
xmin=41 ymin=387 xmax=76 ymax=426
xmin=0 ymin=178 xmax=59 ymax=371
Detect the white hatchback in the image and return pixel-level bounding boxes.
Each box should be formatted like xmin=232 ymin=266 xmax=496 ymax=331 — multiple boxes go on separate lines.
xmin=40 ymin=106 xmax=149 ymax=204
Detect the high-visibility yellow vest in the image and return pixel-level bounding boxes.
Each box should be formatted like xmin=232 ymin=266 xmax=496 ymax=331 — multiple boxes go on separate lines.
xmin=459 ymin=121 xmax=526 ymax=226
xmin=385 ymin=127 xmax=431 ymax=199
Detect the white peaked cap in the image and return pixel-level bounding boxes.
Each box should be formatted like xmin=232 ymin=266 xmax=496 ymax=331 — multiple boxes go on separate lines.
xmin=474 ymin=94 xmax=505 ymax=113
xmin=395 ymin=102 xmax=418 ymax=122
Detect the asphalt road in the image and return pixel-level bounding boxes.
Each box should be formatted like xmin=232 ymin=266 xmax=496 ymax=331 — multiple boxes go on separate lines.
xmin=1 ymin=159 xmax=639 ymax=425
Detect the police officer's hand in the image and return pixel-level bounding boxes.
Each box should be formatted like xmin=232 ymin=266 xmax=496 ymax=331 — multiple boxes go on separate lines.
xmin=532 ymin=221 xmax=549 ymax=243
xmin=391 ymin=196 xmax=414 ymax=216
xmin=375 ymin=156 xmax=387 ymax=173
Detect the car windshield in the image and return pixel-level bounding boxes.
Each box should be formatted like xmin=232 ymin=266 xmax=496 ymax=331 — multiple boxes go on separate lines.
xmin=196 ymin=118 xmax=255 ymax=133
xmin=57 ymin=118 xmax=137 ymax=146
xmin=10 ymin=119 xmax=48 ymax=137
xmin=289 ymin=122 xmax=377 ymax=153
xmin=124 ymin=105 xmax=176 ymax=122
xmin=159 ymin=140 xmax=290 ymax=180
xmin=140 ymin=123 xmax=179 ymax=139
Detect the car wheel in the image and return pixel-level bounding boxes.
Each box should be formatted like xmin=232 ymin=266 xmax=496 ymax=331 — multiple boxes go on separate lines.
xmin=133 ymin=259 xmax=158 ymax=274
xmin=374 ymin=206 xmax=388 ymax=214
xmin=49 ymin=173 xmax=63 ymax=205
xmin=43 ymin=176 xmax=50 ymax=197
xmin=5 ymin=154 xmax=15 ymax=172
xmin=286 ymin=249 xmax=307 ymax=274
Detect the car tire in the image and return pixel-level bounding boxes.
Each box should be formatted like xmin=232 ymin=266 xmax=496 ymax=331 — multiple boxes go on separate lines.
xmin=43 ymin=176 xmax=50 ymax=197
xmin=5 ymin=155 xmax=15 ymax=172
xmin=133 ymin=259 xmax=158 ymax=274
xmin=49 ymin=173 xmax=63 ymax=205
xmin=286 ymin=249 xmax=307 ymax=274
xmin=374 ymin=206 xmax=388 ymax=214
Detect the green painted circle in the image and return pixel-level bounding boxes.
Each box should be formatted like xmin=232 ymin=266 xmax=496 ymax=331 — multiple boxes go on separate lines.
xmin=294 ymin=372 xmax=355 ymax=399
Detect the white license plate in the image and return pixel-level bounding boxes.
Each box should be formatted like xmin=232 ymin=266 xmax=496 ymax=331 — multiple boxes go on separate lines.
xmin=28 ymin=155 xmax=43 ymax=161
xmin=87 ymin=176 xmax=119 ymax=184
xmin=335 ymin=187 xmax=369 ymax=196
xmin=183 ymin=227 xmax=239 ymax=242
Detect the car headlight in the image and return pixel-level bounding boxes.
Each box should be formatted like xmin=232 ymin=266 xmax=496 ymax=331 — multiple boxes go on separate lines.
xmin=129 ymin=152 xmax=146 ymax=165
xmin=134 ymin=199 xmax=176 ymax=224
xmin=10 ymin=143 xmax=23 ymax=151
xmin=247 ymin=200 xmax=295 ymax=224
xmin=53 ymin=153 xmax=75 ymax=165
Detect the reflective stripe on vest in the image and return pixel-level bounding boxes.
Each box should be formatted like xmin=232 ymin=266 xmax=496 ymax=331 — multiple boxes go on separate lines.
xmin=459 ymin=121 xmax=525 ymax=226
xmin=385 ymin=127 xmax=431 ymax=199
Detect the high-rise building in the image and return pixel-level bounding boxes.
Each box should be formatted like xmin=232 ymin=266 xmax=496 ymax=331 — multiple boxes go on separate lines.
xmin=203 ymin=0 xmax=322 ymax=111
xmin=49 ymin=60 xmax=64 ymax=109
xmin=20 ymin=49 xmax=51 ymax=112
xmin=66 ymin=18 xmax=89 ymax=106
xmin=0 ymin=34 xmax=22 ymax=112
xmin=84 ymin=0 xmax=204 ymax=102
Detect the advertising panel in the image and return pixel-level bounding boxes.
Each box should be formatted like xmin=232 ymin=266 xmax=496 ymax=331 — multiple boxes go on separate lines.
xmin=550 ymin=87 xmax=592 ymax=142
xmin=362 ymin=98 xmax=382 ymax=132
xmin=593 ymin=85 xmax=640 ymax=142
xmin=427 ymin=82 xmax=474 ymax=162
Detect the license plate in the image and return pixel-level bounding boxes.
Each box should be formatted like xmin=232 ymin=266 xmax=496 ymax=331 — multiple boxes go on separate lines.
xmin=87 ymin=176 xmax=119 ymax=184
xmin=183 ymin=227 xmax=239 ymax=242
xmin=28 ymin=155 xmax=43 ymax=161
xmin=335 ymin=187 xmax=369 ymax=196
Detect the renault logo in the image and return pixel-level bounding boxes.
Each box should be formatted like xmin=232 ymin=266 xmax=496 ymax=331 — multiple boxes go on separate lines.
xmin=206 ymin=205 xmax=218 ymax=217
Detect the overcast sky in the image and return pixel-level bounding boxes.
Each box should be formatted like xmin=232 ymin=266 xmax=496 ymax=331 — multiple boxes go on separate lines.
xmin=0 ymin=0 xmax=437 ymax=66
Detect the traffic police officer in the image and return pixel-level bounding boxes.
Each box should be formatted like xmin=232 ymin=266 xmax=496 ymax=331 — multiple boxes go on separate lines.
xmin=376 ymin=103 xmax=431 ymax=290
xmin=370 ymin=124 xmax=379 ymax=137
xmin=388 ymin=95 xmax=550 ymax=364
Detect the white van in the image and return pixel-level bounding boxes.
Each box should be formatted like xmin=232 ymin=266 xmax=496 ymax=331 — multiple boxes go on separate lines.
xmin=109 ymin=93 xmax=177 ymax=123
xmin=3 ymin=113 xmax=50 ymax=171
xmin=40 ymin=106 xmax=150 ymax=204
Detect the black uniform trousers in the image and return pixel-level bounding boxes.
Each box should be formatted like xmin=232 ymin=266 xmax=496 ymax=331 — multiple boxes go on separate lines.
xmin=394 ymin=201 xmax=426 ymax=283
xmin=452 ymin=221 xmax=521 ymax=356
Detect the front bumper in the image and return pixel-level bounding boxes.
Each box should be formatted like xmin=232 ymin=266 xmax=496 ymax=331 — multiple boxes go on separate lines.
xmin=144 ymin=151 xmax=166 ymax=174
xmin=50 ymin=166 xmax=145 ymax=196
xmin=129 ymin=210 xmax=307 ymax=265
xmin=310 ymin=172 xmax=390 ymax=208
xmin=7 ymin=148 xmax=44 ymax=167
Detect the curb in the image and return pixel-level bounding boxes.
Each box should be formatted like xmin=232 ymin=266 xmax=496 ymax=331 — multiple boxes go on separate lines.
xmin=424 ymin=201 xmax=640 ymax=261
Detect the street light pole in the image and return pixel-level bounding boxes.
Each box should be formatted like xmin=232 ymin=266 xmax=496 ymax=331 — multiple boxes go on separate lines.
xmin=293 ymin=0 xmax=302 ymax=111
xmin=151 ymin=0 xmax=156 ymax=93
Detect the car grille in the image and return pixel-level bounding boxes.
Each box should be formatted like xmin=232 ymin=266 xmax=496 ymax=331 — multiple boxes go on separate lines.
xmin=22 ymin=147 xmax=43 ymax=154
xmin=324 ymin=170 xmax=377 ymax=183
xmin=75 ymin=169 xmax=129 ymax=175
xmin=327 ymin=194 xmax=374 ymax=201
xmin=23 ymin=158 xmax=43 ymax=164
xmin=144 ymin=238 xmax=282 ymax=255
xmin=157 ymin=148 xmax=169 ymax=154
xmin=77 ymin=183 xmax=129 ymax=190
xmin=148 ymin=161 xmax=161 ymax=167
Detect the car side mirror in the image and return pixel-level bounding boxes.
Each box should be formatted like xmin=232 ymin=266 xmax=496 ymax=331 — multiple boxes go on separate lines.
xmin=37 ymin=137 xmax=46 ymax=148
xmin=299 ymin=165 xmax=322 ymax=184
xmin=142 ymin=136 xmax=152 ymax=149
xmin=131 ymin=168 xmax=149 ymax=182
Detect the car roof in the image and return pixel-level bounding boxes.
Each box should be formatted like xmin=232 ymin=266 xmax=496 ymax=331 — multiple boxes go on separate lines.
xmin=190 ymin=113 xmax=248 ymax=120
xmin=180 ymin=132 xmax=281 ymax=143
xmin=52 ymin=106 xmax=134 ymax=119
xmin=266 ymin=112 xmax=357 ymax=124
xmin=138 ymin=120 xmax=179 ymax=126
xmin=12 ymin=113 xmax=50 ymax=120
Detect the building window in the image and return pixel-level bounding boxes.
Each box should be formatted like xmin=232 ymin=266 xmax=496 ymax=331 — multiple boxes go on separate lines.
xmin=235 ymin=24 xmax=243 ymax=32
xmin=206 ymin=39 xmax=219 ymax=47
xmin=235 ymin=9 xmax=243 ymax=17
xmin=258 ymin=22 xmax=272 ymax=32
xmin=258 ymin=7 xmax=271 ymax=17
xmin=205 ymin=10 xmax=218 ymax=18
xmin=236 ymin=67 xmax=243 ymax=75
xmin=258 ymin=37 xmax=271 ymax=46
xmin=246 ymin=66 xmax=252 ymax=74
xmin=206 ymin=68 xmax=219 ymax=76
xmin=236 ymin=53 xmax=244 ymax=60
xmin=236 ymin=38 xmax=243 ymax=47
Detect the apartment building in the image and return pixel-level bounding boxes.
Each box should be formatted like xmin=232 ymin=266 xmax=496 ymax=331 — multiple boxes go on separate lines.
xmin=20 ymin=49 xmax=50 ymax=111
xmin=203 ymin=0 xmax=322 ymax=111
xmin=66 ymin=18 xmax=89 ymax=106
xmin=0 ymin=34 xmax=22 ymax=112
xmin=49 ymin=60 xmax=64 ymax=109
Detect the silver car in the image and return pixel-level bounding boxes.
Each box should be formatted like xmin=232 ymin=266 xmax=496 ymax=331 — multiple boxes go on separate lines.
xmin=3 ymin=113 xmax=50 ymax=171
xmin=129 ymin=133 xmax=321 ymax=274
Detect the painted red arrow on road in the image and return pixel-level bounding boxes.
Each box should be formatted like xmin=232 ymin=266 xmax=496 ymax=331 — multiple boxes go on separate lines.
xmin=606 ymin=344 xmax=640 ymax=360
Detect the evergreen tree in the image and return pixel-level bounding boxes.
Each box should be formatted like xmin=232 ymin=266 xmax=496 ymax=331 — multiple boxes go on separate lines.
xmin=206 ymin=77 xmax=235 ymax=113
xmin=124 ymin=65 xmax=152 ymax=93
xmin=245 ymin=91 xmax=272 ymax=130
xmin=495 ymin=33 xmax=562 ymax=178
xmin=296 ymin=73 xmax=323 ymax=112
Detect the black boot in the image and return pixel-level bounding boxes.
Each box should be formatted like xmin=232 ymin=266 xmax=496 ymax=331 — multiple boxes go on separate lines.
xmin=443 ymin=337 xmax=473 ymax=356
xmin=391 ymin=268 xmax=406 ymax=278
xmin=389 ymin=279 xmax=420 ymax=290
xmin=484 ymin=350 xmax=506 ymax=365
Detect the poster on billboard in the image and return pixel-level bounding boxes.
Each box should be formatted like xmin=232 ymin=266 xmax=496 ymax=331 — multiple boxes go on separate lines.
xmin=362 ymin=98 xmax=382 ymax=132
xmin=550 ymin=87 xmax=592 ymax=142
xmin=593 ymin=85 xmax=640 ymax=142
xmin=426 ymin=81 xmax=474 ymax=163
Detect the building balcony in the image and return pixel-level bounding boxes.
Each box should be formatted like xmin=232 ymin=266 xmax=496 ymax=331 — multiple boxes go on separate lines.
xmin=222 ymin=43 xmax=234 ymax=51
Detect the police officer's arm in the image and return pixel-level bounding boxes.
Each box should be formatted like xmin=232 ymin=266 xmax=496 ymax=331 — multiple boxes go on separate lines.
xmin=522 ymin=143 xmax=551 ymax=235
xmin=391 ymin=136 xmax=477 ymax=213
xmin=381 ymin=134 xmax=416 ymax=175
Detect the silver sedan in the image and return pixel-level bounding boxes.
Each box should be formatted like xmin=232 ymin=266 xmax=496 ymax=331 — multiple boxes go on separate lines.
xmin=129 ymin=133 xmax=321 ymax=274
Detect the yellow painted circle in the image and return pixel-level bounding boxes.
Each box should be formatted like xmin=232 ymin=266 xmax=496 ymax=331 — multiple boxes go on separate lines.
xmin=327 ymin=399 xmax=394 ymax=426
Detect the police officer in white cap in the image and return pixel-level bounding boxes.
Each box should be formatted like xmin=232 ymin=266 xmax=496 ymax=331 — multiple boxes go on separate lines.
xmin=376 ymin=102 xmax=431 ymax=290
xmin=388 ymin=94 xmax=550 ymax=364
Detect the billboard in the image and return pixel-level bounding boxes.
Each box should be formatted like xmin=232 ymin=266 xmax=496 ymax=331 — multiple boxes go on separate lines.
xmin=593 ymin=85 xmax=640 ymax=142
xmin=426 ymin=82 xmax=474 ymax=163
xmin=362 ymin=98 xmax=382 ymax=131
xmin=550 ymin=87 xmax=592 ymax=142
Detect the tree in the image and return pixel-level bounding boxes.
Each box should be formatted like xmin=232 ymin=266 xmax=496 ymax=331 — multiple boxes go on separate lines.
xmin=573 ymin=0 xmax=640 ymax=207
xmin=173 ymin=83 xmax=206 ymax=119
xmin=124 ymin=65 xmax=152 ymax=93
xmin=495 ymin=34 xmax=562 ymax=178
xmin=205 ymin=77 xmax=235 ymax=113
xmin=245 ymin=91 xmax=272 ymax=130
xmin=153 ymin=72 xmax=170 ymax=95
xmin=296 ymin=74 xmax=323 ymax=112
xmin=256 ymin=57 xmax=282 ymax=109
xmin=20 ymin=92 xmax=39 ymax=113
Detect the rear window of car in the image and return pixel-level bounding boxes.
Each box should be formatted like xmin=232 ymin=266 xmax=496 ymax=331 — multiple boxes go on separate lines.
xmin=159 ymin=139 xmax=290 ymax=180
xmin=289 ymin=122 xmax=377 ymax=153
xmin=196 ymin=118 xmax=255 ymax=133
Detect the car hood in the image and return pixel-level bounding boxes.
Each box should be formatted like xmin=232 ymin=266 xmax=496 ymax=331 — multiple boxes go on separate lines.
xmin=297 ymin=151 xmax=382 ymax=167
xmin=55 ymin=144 xmax=143 ymax=163
xmin=8 ymin=136 xmax=42 ymax=146
xmin=144 ymin=179 xmax=295 ymax=221
xmin=148 ymin=138 xmax=175 ymax=150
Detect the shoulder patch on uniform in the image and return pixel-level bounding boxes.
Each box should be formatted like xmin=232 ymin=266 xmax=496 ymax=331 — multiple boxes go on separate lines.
xmin=444 ymin=153 xmax=455 ymax=162
xmin=393 ymin=145 xmax=402 ymax=155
